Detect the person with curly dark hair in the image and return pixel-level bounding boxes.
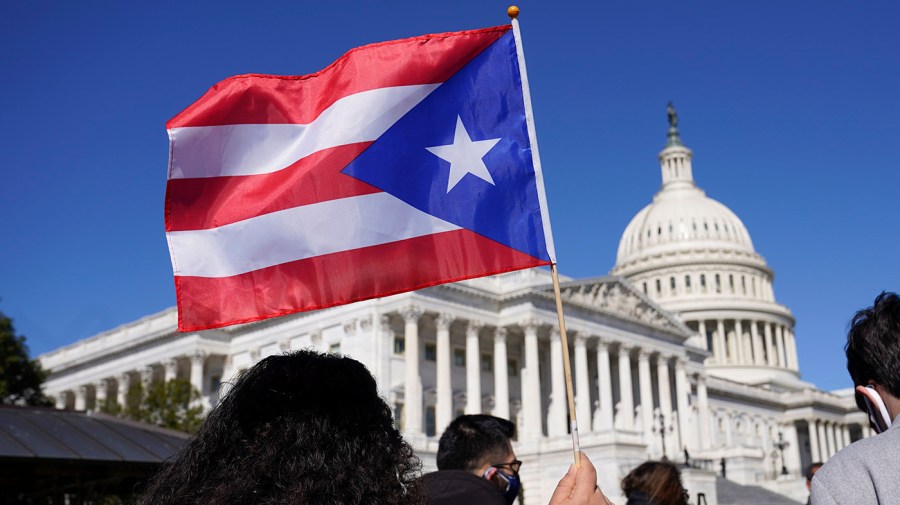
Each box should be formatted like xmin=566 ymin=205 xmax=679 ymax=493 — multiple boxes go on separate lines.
xmin=139 ymin=350 xmax=423 ymax=505
xmin=621 ymin=461 xmax=688 ymax=505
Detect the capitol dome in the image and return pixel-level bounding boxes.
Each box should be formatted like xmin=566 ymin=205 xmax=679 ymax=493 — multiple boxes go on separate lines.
xmin=611 ymin=105 xmax=801 ymax=388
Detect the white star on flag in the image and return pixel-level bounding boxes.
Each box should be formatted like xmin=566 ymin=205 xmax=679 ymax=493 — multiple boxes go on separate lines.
xmin=426 ymin=116 xmax=501 ymax=193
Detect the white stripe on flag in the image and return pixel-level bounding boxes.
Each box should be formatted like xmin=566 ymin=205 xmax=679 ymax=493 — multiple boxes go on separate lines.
xmin=166 ymin=193 xmax=461 ymax=278
xmin=167 ymin=84 xmax=440 ymax=179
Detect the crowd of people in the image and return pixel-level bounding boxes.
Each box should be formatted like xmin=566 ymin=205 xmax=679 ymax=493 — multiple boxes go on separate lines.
xmin=138 ymin=291 xmax=899 ymax=505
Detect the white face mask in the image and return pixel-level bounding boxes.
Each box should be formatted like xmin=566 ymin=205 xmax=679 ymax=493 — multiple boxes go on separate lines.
xmin=857 ymin=385 xmax=892 ymax=433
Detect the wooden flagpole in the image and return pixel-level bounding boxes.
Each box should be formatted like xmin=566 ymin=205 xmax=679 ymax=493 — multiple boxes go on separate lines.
xmin=509 ymin=5 xmax=582 ymax=467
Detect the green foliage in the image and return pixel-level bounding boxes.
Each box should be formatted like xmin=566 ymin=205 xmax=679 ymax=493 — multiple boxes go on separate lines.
xmin=0 ymin=312 xmax=49 ymax=406
xmin=118 ymin=378 xmax=204 ymax=433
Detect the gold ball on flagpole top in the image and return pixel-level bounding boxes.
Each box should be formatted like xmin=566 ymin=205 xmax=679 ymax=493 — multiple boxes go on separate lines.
xmin=507 ymin=5 xmax=520 ymax=19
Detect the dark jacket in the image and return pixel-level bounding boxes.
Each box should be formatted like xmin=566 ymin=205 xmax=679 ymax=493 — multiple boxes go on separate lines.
xmin=625 ymin=490 xmax=654 ymax=505
xmin=422 ymin=470 xmax=506 ymax=505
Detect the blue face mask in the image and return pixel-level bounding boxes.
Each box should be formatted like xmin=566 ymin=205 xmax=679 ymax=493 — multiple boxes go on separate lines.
xmin=484 ymin=467 xmax=521 ymax=505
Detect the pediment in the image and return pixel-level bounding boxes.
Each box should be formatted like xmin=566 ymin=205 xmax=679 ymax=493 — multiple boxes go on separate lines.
xmin=549 ymin=276 xmax=691 ymax=336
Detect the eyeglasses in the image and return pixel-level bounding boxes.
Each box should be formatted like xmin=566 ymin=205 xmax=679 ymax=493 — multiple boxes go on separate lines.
xmin=491 ymin=459 xmax=523 ymax=474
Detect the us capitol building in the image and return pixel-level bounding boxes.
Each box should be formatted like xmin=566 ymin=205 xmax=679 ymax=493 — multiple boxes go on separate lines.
xmin=40 ymin=109 xmax=866 ymax=504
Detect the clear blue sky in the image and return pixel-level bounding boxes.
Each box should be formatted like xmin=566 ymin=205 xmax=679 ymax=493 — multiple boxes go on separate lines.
xmin=2 ymin=1 xmax=898 ymax=392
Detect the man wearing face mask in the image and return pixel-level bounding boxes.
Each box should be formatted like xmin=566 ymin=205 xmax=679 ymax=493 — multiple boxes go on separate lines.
xmin=423 ymin=415 xmax=522 ymax=505
xmin=810 ymin=292 xmax=900 ymax=505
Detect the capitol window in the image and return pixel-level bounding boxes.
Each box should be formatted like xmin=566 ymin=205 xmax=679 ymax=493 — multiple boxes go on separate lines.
xmin=481 ymin=352 xmax=493 ymax=372
xmin=424 ymin=343 xmax=436 ymax=362
xmin=394 ymin=337 xmax=405 ymax=355
xmin=453 ymin=348 xmax=465 ymax=367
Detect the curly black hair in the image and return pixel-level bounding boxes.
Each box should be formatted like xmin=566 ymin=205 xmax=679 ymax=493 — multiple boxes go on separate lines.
xmin=139 ymin=350 xmax=423 ymax=505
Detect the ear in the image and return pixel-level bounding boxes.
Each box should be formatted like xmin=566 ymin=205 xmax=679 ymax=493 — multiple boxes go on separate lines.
xmin=483 ymin=467 xmax=498 ymax=480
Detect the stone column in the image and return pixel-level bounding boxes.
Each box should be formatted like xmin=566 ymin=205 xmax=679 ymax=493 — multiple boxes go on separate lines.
xmin=808 ymin=421 xmax=821 ymax=462
xmin=697 ymin=374 xmax=711 ymax=449
xmin=698 ymin=320 xmax=709 ymax=354
xmin=764 ymin=323 xmax=776 ymax=366
xmin=521 ymin=319 xmax=543 ymax=437
xmin=55 ymin=394 xmax=66 ymax=410
xmin=190 ymin=351 xmax=206 ymax=396
xmin=674 ymin=358 xmax=691 ymax=450
xmin=817 ymin=420 xmax=828 ymax=459
xmin=595 ymin=338 xmax=614 ymax=431
xmin=140 ymin=366 xmax=155 ymax=397
xmin=787 ymin=328 xmax=799 ymax=370
xmin=164 ymin=358 xmax=179 ymax=382
xmin=784 ymin=422 xmax=802 ymax=474
xmin=777 ymin=325 xmax=788 ymax=368
xmin=571 ymin=333 xmax=591 ymax=431
xmin=842 ymin=425 xmax=851 ymax=448
xmin=95 ymin=379 xmax=109 ymax=411
xmin=75 ymin=385 xmax=87 ymax=411
xmin=435 ymin=313 xmax=454 ymax=432
xmin=465 ymin=320 xmax=483 ymax=415
xmin=717 ymin=320 xmax=728 ymax=364
xmin=617 ymin=345 xmax=634 ymax=430
xmin=402 ymin=306 xmax=424 ymax=434
xmin=548 ymin=328 xmax=567 ymax=437
xmin=750 ymin=321 xmax=763 ymax=365
xmin=637 ymin=349 xmax=654 ymax=443
xmin=827 ymin=423 xmax=838 ymax=458
xmin=117 ymin=373 xmax=131 ymax=408
xmin=493 ymin=327 xmax=510 ymax=420
xmin=724 ymin=412 xmax=735 ymax=446
xmin=657 ymin=355 xmax=673 ymax=456
xmin=734 ymin=320 xmax=745 ymax=364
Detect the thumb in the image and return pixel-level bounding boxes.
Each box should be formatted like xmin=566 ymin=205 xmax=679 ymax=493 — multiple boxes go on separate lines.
xmin=549 ymin=463 xmax=578 ymax=504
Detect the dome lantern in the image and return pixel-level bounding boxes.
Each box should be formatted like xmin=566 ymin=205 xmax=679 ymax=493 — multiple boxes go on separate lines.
xmin=659 ymin=102 xmax=695 ymax=189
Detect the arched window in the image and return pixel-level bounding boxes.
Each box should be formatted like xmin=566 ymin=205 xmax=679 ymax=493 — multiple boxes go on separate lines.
xmin=715 ymin=274 xmax=721 ymax=293
xmin=700 ymin=274 xmax=707 ymax=293
xmin=656 ymin=279 xmax=662 ymax=295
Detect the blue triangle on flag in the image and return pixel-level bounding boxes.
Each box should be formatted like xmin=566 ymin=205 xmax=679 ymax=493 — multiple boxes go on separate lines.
xmin=342 ymin=30 xmax=551 ymax=263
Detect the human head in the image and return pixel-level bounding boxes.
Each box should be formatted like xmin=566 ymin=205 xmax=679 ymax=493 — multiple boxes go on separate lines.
xmin=845 ymin=292 xmax=900 ymax=411
xmin=436 ymin=414 xmax=517 ymax=476
xmin=805 ymin=462 xmax=823 ymax=490
xmin=139 ymin=350 xmax=422 ymax=505
xmin=621 ymin=461 xmax=688 ymax=505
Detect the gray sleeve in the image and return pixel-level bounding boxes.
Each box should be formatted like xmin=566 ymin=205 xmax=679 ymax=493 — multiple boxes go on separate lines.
xmin=809 ymin=478 xmax=840 ymax=505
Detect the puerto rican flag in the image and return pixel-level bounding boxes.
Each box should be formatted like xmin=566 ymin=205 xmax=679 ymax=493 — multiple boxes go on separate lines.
xmin=166 ymin=25 xmax=556 ymax=332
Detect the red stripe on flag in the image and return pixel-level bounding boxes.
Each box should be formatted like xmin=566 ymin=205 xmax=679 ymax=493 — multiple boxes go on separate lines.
xmin=175 ymin=229 xmax=548 ymax=332
xmin=167 ymin=25 xmax=509 ymax=128
xmin=165 ymin=142 xmax=377 ymax=231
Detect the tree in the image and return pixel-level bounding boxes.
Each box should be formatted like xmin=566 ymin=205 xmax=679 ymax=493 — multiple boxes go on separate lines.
xmin=105 ymin=378 xmax=204 ymax=433
xmin=0 ymin=311 xmax=49 ymax=406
